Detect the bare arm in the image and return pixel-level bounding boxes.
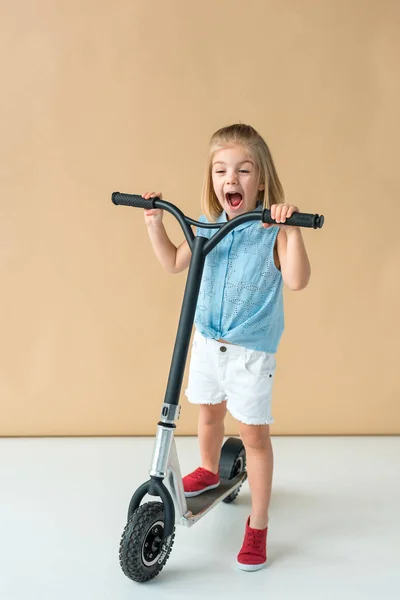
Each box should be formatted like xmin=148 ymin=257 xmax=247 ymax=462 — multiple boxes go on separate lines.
xmin=264 ymin=203 xmax=311 ymax=291
xmin=142 ymin=192 xmax=191 ymax=274
xmin=146 ymin=222 xmax=191 ymax=274
xmin=276 ymin=228 xmax=311 ymax=290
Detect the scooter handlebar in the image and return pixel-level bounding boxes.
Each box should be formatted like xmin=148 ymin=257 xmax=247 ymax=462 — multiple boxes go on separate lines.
xmin=112 ymin=192 xmax=161 ymax=209
xmin=112 ymin=192 xmax=324 ymax=229
xmin=262 ymin=209 xmax=324 ymax=229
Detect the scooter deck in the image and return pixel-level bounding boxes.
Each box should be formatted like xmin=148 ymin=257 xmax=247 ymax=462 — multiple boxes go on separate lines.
xmin=186 ymin=472 xmax=247 ymax=516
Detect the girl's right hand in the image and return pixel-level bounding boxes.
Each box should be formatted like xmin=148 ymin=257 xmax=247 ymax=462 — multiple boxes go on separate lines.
xmin=142 ymin=192 xmax=164 ymax=226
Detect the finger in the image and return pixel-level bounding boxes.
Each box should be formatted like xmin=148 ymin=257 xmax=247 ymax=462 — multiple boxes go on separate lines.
xmin=281 ymin=203 xmax=290 ymax=221
xmin=286 ymin=206 xmax=298 ymax=219
xmin=274 ymin=204 xmax=282 ymax=223
xmin=281 ymin=204 xmax=289 ymax=222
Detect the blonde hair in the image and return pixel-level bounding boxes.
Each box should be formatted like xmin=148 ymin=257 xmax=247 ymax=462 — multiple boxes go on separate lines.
xmin=201 ymin=123 xmax=284 ymax=221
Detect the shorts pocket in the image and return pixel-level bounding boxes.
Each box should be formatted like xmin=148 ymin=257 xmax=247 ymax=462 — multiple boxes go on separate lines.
xmin=190 ymin=336 xmax=208 ymax=365
xmin=242 ymin=350 xmax=276 ymax=378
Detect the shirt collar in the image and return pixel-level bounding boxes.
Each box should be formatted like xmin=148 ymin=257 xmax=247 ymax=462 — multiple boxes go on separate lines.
xmin=217 ymin=204 xmax=263 ymax=231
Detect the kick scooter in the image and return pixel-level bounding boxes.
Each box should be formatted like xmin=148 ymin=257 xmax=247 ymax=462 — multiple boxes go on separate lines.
xmin=112 ymin=191 xmax=324 ymax=582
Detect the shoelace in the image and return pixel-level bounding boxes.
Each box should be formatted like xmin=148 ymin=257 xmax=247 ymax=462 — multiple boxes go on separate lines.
xmin=193 ymin=468 xmax=216 ymax=480
xmin=193 ymin=468 xmax=208 ymax=480
xmin=244 ymin=529 xmax=265 ymax=550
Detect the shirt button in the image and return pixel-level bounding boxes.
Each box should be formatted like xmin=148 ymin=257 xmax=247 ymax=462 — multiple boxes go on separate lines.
xmin=220 ymin=346 xmax=227 ymax=353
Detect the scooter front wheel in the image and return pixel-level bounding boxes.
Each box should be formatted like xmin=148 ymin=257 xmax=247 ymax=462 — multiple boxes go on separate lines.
xmin=119 ymin=501 xmax=175 ymax=583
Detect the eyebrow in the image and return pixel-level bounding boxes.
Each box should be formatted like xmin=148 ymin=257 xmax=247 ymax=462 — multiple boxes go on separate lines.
xmin=212 ymin=160 xmax=254 ymax=166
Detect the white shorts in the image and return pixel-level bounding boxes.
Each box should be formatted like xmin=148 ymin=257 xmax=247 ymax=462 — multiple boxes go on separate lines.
xmin=185 ymin=331 xmax=276 ymax=426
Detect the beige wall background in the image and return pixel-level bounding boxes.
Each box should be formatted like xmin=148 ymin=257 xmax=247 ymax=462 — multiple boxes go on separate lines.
xmin=1 ymin=0 xmax=399 ymax=436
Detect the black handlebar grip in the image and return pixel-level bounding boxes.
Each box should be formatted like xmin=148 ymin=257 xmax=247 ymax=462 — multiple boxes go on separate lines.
xmin=112 ymin=192 xmax=159 ymax=209
xmin=262 ymin=209 xmax=324 ymax=229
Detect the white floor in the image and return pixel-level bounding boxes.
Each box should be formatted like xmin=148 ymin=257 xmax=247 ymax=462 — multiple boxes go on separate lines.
xmin=0 ymin=436 xmax=399 ymax=600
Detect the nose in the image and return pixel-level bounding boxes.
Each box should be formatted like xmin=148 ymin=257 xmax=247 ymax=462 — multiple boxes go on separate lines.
xmin=226 ymin=170 xmax=238 ymax=185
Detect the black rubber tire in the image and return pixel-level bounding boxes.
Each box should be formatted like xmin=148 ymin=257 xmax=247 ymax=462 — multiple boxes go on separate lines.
xmin=119 ymin=501 xmax=175 ymax=583
xmin=219 ymin=437 xmax=247 ymax=504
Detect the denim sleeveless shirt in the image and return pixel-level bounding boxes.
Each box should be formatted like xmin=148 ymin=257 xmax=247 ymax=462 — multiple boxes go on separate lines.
xmin=194 ymin=207 xmax=284 ymax=353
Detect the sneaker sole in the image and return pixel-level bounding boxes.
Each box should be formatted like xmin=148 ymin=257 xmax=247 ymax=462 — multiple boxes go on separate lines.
xmin=184 ymin=482 xmax=220 ymax=497
xmin=236 ymin=560 xmax=267 ymax=572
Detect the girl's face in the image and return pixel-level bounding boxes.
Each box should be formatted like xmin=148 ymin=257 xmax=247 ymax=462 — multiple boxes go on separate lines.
xmin=211 ymin=144 xmax=264 ymax=220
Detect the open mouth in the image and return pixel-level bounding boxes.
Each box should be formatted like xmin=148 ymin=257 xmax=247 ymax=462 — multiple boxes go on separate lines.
xmin=226 ymin=192 xmax=243 ymax=210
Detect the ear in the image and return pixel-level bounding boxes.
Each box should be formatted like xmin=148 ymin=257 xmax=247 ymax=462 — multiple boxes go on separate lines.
xmin=258 ymin=183 xmax=265 ymax=191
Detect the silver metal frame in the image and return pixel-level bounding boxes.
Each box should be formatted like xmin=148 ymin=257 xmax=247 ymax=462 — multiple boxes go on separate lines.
xmin=149 ymin=405 xmax=246 ymax=528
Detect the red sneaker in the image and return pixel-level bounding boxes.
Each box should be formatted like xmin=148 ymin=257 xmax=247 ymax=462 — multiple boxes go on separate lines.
xmin=182 ymin=467 xmax=220 ymax=497
xmin=237 ymin=517 xmax=268 ymax=571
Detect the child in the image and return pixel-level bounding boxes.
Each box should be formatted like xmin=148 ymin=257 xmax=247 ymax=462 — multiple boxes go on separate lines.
xmin=142 ymin=123 xmax=311 ymax=571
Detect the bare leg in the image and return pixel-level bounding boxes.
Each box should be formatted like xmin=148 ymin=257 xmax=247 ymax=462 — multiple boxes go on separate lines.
xmin=198 ymin=402 xmax=227 ymax=474
xmin=238 ymin=423 xmax=273 ymax=530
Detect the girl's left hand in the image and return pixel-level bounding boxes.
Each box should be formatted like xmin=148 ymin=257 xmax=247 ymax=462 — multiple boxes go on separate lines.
xmin=262 ymin=203 xmax=299 ymax=230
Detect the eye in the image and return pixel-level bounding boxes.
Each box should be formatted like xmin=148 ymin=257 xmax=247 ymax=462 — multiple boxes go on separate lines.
xmin=239 ymin=169 xmax=250 ymax=173
xmin=215 ymin=170 xmax=225 ymax=174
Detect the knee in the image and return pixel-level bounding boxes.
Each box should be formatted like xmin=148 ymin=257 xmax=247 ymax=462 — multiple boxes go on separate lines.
xmin=199 ymin=402 xmax=227 ymax=426
xmin=239 ymin=424 xmax=271 ymax=451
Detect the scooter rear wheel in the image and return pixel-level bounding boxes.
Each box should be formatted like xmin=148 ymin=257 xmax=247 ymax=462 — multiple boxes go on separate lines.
xmin=219 ymin=437 xmax=247 ymax=504
xmin=119 ymin=501 xmax=175 ymax=583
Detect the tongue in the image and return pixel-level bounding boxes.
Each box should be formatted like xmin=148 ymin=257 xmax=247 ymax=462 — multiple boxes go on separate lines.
xmin=229 ymin=193 xmax=242 ymax=207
